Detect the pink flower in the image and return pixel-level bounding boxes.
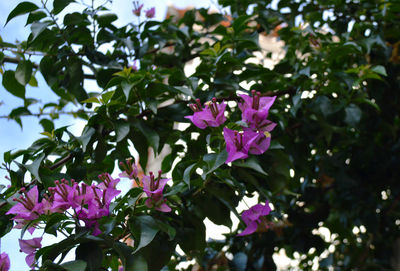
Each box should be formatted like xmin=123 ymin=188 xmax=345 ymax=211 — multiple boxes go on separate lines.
xmin=98 ymin=173 xmax=120 ymax=190
xmin=185 ymin=98 xmax=226 ymax=129
xmin=142 ymin=171 xmax=171 ymax=212
xmin=6 ymin=186 xmax=43 ymax=220
xmin=19 ymin=237 xmax=42 ymax=267
xmin=244 ymin=128 xmax=272 ymax=155
xmin=223 ymin=128 xmax=259 ymax=163
xmin=238 ymin=201 xmax=271 ymax=236
xmin=239 ymin=91 xmax=276 ymax=130
xmin=0 ymin=253 xmax=10 ymax=271
xmin=132 ymin=3 xmax=143 ymax=16
xmin=119 ymin=158 xmax=139 ymax=180
xmin=145 ymin=7 xmax=155 ymax=18
xmin=6 ymin=186 xmax=43 ymax=233
xmin=75 ymin=177 xmax=120 ymax=235
xmin=49 ymin=179 xmax=93 ymax=212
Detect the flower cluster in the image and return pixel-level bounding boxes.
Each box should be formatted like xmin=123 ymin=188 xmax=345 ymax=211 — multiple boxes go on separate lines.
xmin=6 ymin=174 xmax=121 ymax=236
xmin=143 ymin=171 xmax=171 ymax=212
xmin=132 ymin=2 xmax=155 ymax=19
xmin=185 ymin=91 xmax=276 ymax=163
xmin=3 ymin=159 xmax=172 ymax=269
xmin=119 ymin=159 xmax=171 ymax=212
xmin=238 ymin=200 xmax=271 ymax=236
xmin=185 ymin=98 xmax=226 ymax=129
xmin=224 ymin=91 xmax=276 ymax=163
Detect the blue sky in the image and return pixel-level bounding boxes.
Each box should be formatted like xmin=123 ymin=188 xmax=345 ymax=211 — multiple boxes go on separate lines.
xmin=0 ymin=0 xmax=217 ymax=270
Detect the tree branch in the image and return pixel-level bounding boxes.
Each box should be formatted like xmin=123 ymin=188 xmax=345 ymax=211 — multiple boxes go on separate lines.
xmin=1 ymin=56 xmax=96 ymax=80
xmin=135 ymin=87 xmax=296 ymax=119
xmin=48 ymin=154 xmax=74 ymax=171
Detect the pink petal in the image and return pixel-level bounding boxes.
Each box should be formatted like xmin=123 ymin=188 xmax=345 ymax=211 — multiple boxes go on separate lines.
xmin=155 ymin=202 xmax=171 ymax=212
xmin=237 ymin=221 xmax=258 ymax=236
xmin=25 ymin=253 xmax=35 ymax=267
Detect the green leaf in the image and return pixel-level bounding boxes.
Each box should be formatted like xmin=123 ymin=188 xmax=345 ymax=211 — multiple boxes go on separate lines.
xmin=26 ymin=10 xmax=47 ymax=25
xmin=15 ymin=60 xmax=33 ymax=86
xmin=53 ymin=0 xmax=75 ymax=15
xmin=77 ymin=127 xmax=95 ymax=152
xmin=132 ymin=120 xmax=160 ymax=153
xmin=233 ymin=156 xmax=268 ymax=176
xmin=44 ymin=213 xmax=66 ymax=236
xmin=183 ymin=163 xmax=197 ymax=187
xmin=23 ymin=152 xmax=45 ymax=182
xmin=2 ymin=70 xmax=25 ymax=99
xmin=94 ymin=136 xmax=107 ymax=163
xmin=126 ymin=255 xmax=148 ymax=271
xmin=154 ymin=220 xmax=176 ymax=241
xmin=116 ymin=122 xmax=130 ymax=142
xmin=121 ymin=81 xmax=133 ymax=101
xmin=76 ymin=242 xmax=103 ymax=271
xmin=344 ymin=104 xmax=362 ymax=126
xmin=5 ymin=1 xmax=39 ymax=25
xmin=61 ymin=260 xmax=87 ymax=271
xmin=195 ymin=193 xmax=232 ymax=227
xmin=202 ymin=150 xmax=228 ymax=177
xmin=232 ymin=15 xmax=251 ymax=33
xmin=97 ymin=13 xmax=118 ymax=26
xmin=65 ymin=57 xmax=88 ymax=102
xmin=3 ymin=151 xmax=11 ymax=164
xmin=113 ymin=242 xmax=148 ymax=271
xmin=132 ymin=216 xmax=159 ymax=253
xmin=81 ymin=96 xmax=100 ymax=104
xmin=130 ymin=132 xmax=148 ymax=173
xmin=177 ymin=212 xmax=206 ymax=257
xmin=31 ymin=21 xmax=49 ymax=40
xmin=99 ymin=216 xmax=116 ymax=235
xmin=0 ymin=213 xmax=13 ymax=238
xmin=371 ymin=65 xmax=387 ymax=76
xmin=101 ymin=90 xmax=114 ymax=104
xmin=63 ymin=12 xmax=87 ymax=26
xmin=28 ymin=75 xmax=38 ymax=87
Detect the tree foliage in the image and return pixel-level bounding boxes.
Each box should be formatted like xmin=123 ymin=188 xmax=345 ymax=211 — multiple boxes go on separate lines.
xmin=0 ymin=0 xmax=399 ymax=270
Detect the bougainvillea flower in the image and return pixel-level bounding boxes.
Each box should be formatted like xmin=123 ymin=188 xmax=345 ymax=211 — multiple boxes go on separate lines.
xmin=92 ymin=183 xmax=120 ymax=212
xmin=49 ymin=180 xmax=94 ymax=212
xmin=98 ymin=173 xmax=120 ymax=190
xmin=238 ymin=201 xmax=271 ymax=236
xmin=239 ymin=91 xmax=276 ymax=125
xmin=6 ymin=186 xmax=43 ymax=220
xmin=132 ymin=3 xmax=143 ymax=16
xmin=223 ymin=128 xmax=259 ymax=163
xmin=0 ymin=252 xmax=10 ymax=271
xmin=247 ymin=118 xmax=277 ymax=132
xmin=185 ymin=98 xmax=226 ymax=129
xmin=75 ymin=204 xmax=104 ymax=236
xmin=244 ymin=129 xmax=272 ymax=155
xmin=142 ymin=171 xmax=171 ymax=212
xmin=145 ymin=7 xmax=155 ymax=18
xmin=119 ymin=158 xmax=139 ymax=179
xmin=19 ymin=237 xmax=42 ymax=267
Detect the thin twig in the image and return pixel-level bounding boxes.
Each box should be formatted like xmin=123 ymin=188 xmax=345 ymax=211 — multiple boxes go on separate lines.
xmin=48 ymin=154 xmax=74 ymax=171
